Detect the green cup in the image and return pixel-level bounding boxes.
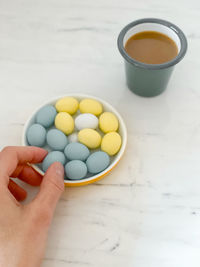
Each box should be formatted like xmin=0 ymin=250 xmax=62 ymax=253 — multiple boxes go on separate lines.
xmin=118 ymin=18 xmax=187 ymax=97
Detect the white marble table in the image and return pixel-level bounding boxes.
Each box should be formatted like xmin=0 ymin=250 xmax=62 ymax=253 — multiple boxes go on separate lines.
xmin=0 ymin=0 xmax=200 ymax=266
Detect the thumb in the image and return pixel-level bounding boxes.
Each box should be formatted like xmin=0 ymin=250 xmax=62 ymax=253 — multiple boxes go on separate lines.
xmin=32 ymin=162 xmax=64 ymax=217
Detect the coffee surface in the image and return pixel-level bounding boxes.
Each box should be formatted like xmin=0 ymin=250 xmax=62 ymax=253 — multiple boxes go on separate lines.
xmin=125 ymin=31 xmax=178 ymax=64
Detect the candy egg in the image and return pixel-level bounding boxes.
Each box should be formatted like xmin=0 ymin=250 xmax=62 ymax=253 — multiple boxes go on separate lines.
xmin=42 ymin=151 xmax=66 ymax=172
xmin=46 ymin=129 xmax=68 ymax=151
xmin=55 ymin=97 xmax=79 ymax=114
xmin=79 ymin=98 xmax=103 ymax=116
xmin=99 ymin=112 xmax=119 ymax=133
xmin=101 ymin=132 xmax=122 ymax=156
xmin=68 ymin=132 xmax=78 ymax=143
xmin=27 ymin=124 xmax=46 ymax=147
xmin=55 ymin=112 xmax=74 ymax=135
xmin=86 ymin=151 xmax=110 ymax=174
xmin=75 ymin=113 xmax=98 ymax=130
xmin=65 ymin=160 xmax=87 ymax=180
xmin=78 ymin=129 xmax=101 ymax=149
xmin=64 ymin=142 xmax=90 ymax=161
xmin=36 ymin=105 xmax=57 ymax=128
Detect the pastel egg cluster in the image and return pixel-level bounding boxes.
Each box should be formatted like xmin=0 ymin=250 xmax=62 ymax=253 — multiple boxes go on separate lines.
xmin=26 ymin=97 xmax=122 ymax=180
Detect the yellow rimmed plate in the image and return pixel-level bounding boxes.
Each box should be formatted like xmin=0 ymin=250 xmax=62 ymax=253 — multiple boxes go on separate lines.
xmin=22 ymin=94 xmax=127 ymax=186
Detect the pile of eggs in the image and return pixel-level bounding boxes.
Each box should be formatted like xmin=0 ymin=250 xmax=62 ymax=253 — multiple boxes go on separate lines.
xmin=26 ymin=97 xmax=122 ymax=180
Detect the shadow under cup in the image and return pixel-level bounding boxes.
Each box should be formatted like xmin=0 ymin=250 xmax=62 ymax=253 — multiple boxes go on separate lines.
xmin=118 ymin=18 xmax=187 ymax=97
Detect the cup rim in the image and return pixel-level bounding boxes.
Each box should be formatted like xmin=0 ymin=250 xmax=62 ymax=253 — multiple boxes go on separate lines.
xmin=117 ymin=18 xmax=188 ymax=70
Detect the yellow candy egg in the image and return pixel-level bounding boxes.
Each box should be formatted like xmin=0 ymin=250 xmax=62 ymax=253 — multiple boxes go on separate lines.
xmin=55 ymin=97 xmax=79 ymax=114
xmin=79 ymin=98 xmax=103 ymax=116
xmin=78 ymin=129 xmax=102 ymax=149
xmin=55 ymin=112 xmax=74 ymax=135
xmin=99 ymin=112 xmax=119 ymax=133
xmin=101 ymin=132 xmax=122 ymax=156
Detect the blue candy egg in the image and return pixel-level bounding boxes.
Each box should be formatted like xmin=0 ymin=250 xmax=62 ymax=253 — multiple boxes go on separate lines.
xmin=27 ymin=124 xmax=46 ymax=147
xmin=64 ymin=142 xmax=89 ymax=161
xmin=47 ymin=129 xmax=68 ymax=151
xmin=86 ymin=151 xmax=110 ymax=174
xmin=65 ymin=160 xmax=87 ymax=180
xmin=42 ymin=151 xmax=66 ymax=172
xmin=36 ymin=105 xmax=57 ymax=128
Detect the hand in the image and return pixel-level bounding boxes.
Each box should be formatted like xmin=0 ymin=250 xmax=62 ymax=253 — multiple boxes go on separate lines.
xmin=0 ymin=146 xmax=64 ymax=267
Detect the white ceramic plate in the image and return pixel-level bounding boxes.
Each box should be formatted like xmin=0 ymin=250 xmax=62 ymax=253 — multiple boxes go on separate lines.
xmin=22 ymin=94 xmax=127 ymax=186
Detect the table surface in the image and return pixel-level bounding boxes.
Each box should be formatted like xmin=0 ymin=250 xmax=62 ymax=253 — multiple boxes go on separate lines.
xmin=0 ymin=0 xmax=200 ymax=266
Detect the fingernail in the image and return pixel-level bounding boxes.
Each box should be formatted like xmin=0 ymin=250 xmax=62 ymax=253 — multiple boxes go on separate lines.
xmin=54 ymin=162 xmax=64 ymax=178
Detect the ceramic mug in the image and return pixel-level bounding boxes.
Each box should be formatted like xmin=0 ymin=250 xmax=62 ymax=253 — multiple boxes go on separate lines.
xmin=118 ymin=18 xmax=187 ymax=97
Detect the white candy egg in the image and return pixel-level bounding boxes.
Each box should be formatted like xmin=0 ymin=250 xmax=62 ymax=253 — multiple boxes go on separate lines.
xmin=75 ymin=113 xmax=98 ymax=131
xmin=68 ymin=132 xmax=78 ymax=143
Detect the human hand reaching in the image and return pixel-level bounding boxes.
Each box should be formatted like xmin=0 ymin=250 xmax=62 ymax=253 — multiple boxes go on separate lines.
xmin=0 ymin=146 xmax=64 ymax=267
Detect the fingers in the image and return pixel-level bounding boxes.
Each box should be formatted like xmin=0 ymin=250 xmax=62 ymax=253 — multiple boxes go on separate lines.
xmin=31 ymin=162 xmax=64 ymax=218
xmin=8 ymin=179 xmax=27 ymax=202
xmin=0 ymin=146 xmax=47 ymax=185
xmin=12 ymin=165 xmax=43 ymax=186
